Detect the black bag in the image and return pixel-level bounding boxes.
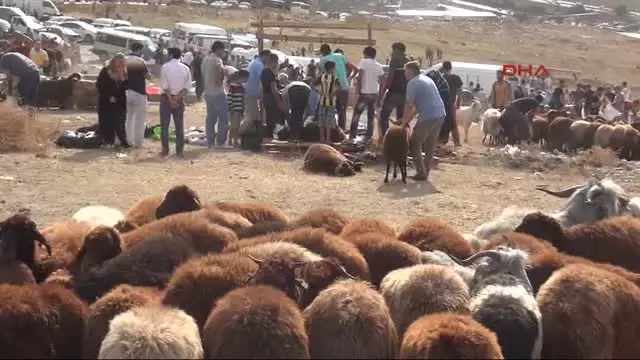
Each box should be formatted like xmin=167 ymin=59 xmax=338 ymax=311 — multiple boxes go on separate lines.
xmin=55 ymin=130 xmax=102 ymax=149
xmin=241 ymin=121 xmax=264 ymax=152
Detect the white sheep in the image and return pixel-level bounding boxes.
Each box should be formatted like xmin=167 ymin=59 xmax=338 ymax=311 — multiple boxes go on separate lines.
xmin=480 ymin=108 xmax=503 ymax=145
xmin=98 ymin=305 xmax=203 ymax=359
xmin=457 ymin=98 xmax=483 ymax=144
xmin=72 ymin=205 xmax=125 ymax=228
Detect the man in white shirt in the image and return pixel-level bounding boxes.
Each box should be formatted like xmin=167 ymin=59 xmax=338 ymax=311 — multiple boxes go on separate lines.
xmin=160 ymin=47 xmax=192 ymax=158
xmin=349 ymin=46 xmax=384 ymax=139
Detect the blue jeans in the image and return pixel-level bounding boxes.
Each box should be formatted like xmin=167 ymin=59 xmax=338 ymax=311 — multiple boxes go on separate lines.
xmin=205 ymin=92 xmax=229 ymax=146
xmin=349 ymin=93 xmax=377 ymax=138
xmin=159 ymin=95 xmax=185 ymax=155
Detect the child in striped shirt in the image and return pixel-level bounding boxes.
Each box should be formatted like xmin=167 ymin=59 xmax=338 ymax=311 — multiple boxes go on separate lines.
xmin=227 ymin=70 xmax=249 ymax=147
xmin=314 ymin=61 xmax=340 ymax=144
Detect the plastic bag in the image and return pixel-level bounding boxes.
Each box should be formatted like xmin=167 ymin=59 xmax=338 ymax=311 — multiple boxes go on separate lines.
xmin=55 ymin=130 xmax=102 ymax=149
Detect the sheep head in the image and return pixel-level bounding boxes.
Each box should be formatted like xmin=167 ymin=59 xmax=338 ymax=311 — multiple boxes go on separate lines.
xmin=244 ymin=255 xmax=309 ymax=303
xmin=515 ymin=212 xmax=566 ymax=246
xmin=335 ymin=161 xmax=356 ymax=177
xmin=0 ymin=213 xmax=50 ymax=269
xmin=73 ymin=225 xmax=122 ymax=273
xmin=155 ymin=185 xmax=202 ymax=220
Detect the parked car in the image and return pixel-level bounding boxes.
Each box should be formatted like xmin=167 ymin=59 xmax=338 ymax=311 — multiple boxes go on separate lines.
xmin=39 ymin=25 xmax=82 ymax=42
xmin=44 ymin=15 xmax=75 ymax=26
xmin=60 ymin=20 xmax=97 ymax=42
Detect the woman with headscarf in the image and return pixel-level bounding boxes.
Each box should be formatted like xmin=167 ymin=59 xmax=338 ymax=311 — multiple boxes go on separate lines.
xmin=96 ymin=53 xmax=130 ymax=148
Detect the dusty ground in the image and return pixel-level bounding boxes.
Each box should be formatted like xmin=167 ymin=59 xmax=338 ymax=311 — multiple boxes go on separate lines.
xmin=62 ymin=3 xmax=640 ymax=85
xmin=2 ymin=101 xmax=639 ymax=235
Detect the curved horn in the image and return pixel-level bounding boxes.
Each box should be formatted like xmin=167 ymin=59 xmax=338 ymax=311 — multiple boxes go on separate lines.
xmin=246 ymin=254 xmax=263 ymax=265
xmin=339 ymin=265 xmax=356 ymax=280
xmin=34 ymin=231 xmax=52 ymax=256
xmin=535 ymin=183 xmax=586 ymax=198
xmin=449 ymin=250 xmax=504 ymax=267
xmin=619 ymin=194 xmax=630 ymax=207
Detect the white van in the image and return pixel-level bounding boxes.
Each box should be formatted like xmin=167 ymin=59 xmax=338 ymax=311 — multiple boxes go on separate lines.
xmin=192 ymin=34 xmax=254 ymax=52
xmin=0 ymin=6 xmax=41 ymax=38
xmin=113 ymin=25 xmax=151 ymax=37
xmin=92 ymin=17 xmax=130 ymax=28
xmin=92 ymin=28 xmax=156 ymax=61
xmin=172 ymin=22 xmax=226 ymax=49
xmin=427 ymin=61 xmax=501 ymax=99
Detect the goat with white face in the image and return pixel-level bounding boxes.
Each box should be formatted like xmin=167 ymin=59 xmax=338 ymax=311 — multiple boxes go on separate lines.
xmin=450 ymin=247 xmax=542 ymax=360
xmin=471 ymin=178 xmax=632 ymax=245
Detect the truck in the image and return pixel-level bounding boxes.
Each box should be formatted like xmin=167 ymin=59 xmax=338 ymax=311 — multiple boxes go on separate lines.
xmin=0 ymin=0 xmax=60 ymax=19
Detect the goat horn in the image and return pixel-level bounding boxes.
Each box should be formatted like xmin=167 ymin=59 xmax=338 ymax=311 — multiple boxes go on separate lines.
xmin=449 ymin=250 xmax=504 ymax=267
xmin=34 ymin=231 xmax=52 ymax=256
xmin=246 ymin=254 xmax=263 ymax=264
xmin=535 ymin=183 xmax=586 ymax=198
xmin=339 ymin=265 xmax=356 ymax=280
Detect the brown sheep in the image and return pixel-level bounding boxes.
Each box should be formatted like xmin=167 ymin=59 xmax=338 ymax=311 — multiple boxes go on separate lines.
xmin=0 ymin=213 xmax=52 ymax=283
xmin=224 ymin=227 xmax=370 ymax=281
xmin=202 ymin=285 xmax=309 ymax=359
xmin=609 ymin=124 xmax=628 ymax=155
xmin=530 ymin=115 xmax=548 ymax=146
xmin=38 ymin=219 xmax=93 ymax=281
xmin=72 ymin=214 xmax=237 ymax=303
xmin=546 ymin=116 xmax=573 ymax=152
xmin=71 ymin=225 xmax=123 ymax=273
xmin=621 ymin=125 xmax=640 ymax=160
xmin=340 ymin=218 xmax=397 ymax=240
xmin=162 ymin=253 xmax=259 ymax=329
xmin=303 ymin=279 xmax=398 ymax=359
xmin=594 ymin=124 xmax=615 ymax=149
xmin=398 ymin=217 xmax=473 ymax=259
xmin=380 ymin=264 xmax=470 ymax=337
xmin=383 ymin=124 xmax=411 ymax=183
xmin=211 ymin=200 xmax=289 ymax=224
xmin=302 ymin=143 xmax=361 ymax=177
xmin=235 ymin=220 xmax=293 ymax=239
xmin=155 ymin=184 xmax=202 ymax=220
xmin=515 ymin=212 xmax=640 ymax=273
xmin=537 ymin=263 xmax=640 ymax=358
xmin=124 ymin=195 xmax=163 ymax=227
xmin=400 ymin=313 xmax=504 ymax=359
xmin=481 ymin=231 xmax=558 ymax=257
xmin=568 ymin=120 xmax=601 ymax=152
xmin=346 ymin=232 xmax=421 ymax=287
xmin=195 ymin=205 xmax=253 ymax=232
xmin=292 ymin=208 xmax=349 ymax=234
xmin=0 ymin=283 xmax=89 ymax=358
xmin=44 ymin=269 xmax=74 ymax=289
xmin=83 ymin=284 xmax=161 ymax=359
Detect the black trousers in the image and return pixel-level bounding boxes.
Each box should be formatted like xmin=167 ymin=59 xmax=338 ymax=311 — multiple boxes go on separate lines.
xmin=98 ymin=100 xmax=128 ymax=146
xmin=287 ymin=85 xmax=310 ymax=140
xmin=263 ymin=96 xmax=283 ymax=138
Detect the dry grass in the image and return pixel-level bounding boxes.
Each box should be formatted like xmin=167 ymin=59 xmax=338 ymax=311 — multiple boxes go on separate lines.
xmin=0 ymin=101 xmax=60 ymax=153
xmin=574 ymin=146 xmax=620 ymax=168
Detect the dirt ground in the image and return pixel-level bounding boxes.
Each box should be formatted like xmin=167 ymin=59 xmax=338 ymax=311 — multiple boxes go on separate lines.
xmin=62 ymin=3 xmax=640 ymax=85
xmin=2 ymin=101 xmax=639 ymax=235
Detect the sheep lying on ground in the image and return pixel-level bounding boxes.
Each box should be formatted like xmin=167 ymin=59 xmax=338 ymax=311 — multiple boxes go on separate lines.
xmin=515 ymin=212 xmax=640 ymax=272
xmin=380 ymin=264 xmax=470 ymax=337
xmin=481 ymin=108 xmax=503 ymax=145
xmin=72 ymin=205 xmax=125 ymax=228
xmin=382 ymin=124 xmax=411 ymax=183
xmin=195 ymin=205 xmax=253 ymax=232
xmin=340 ymin=218 xmax=396 ymax=240
xmin=211 ymin=200 xmax=289 ymax=224
xmin=304 ymin=279 xmax=398 ymax=359
xmin=398 ymin=217 xmax=473 ymax=259
xmin=537 ymin=263 xmax=640 ymax=358
xmin=457 ymin=98 xmax=483 ymax=144
xmin=202 ymin=285 xmax=309 ymax=358
xmin=98 ymin=306 xmax=203 ymax=359
xmin=235 ymin=220 xmax=292 ymax=238
xmin=0 ymin=283 xmax=88 ymax=358
xmin=124 ymin=195 xmax=163 ymax=227
xmin=303 ymin=143 xmax=362 ymax=177
xmin=400 ymin=313 xmax=504 ymax=359
xmin=84 ymin=284 xmax=161 ymax=359
xmin=292 ymin=208 xmax=349 ymax=234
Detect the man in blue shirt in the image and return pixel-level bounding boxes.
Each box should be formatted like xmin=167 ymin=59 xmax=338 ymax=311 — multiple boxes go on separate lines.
xmin=398 ymin=61 xmax=446 ymax=182
xmin=319 ymin=44 xmax=350 ymax=130
xmin=244 ymin=49 xmax=271 ymax=124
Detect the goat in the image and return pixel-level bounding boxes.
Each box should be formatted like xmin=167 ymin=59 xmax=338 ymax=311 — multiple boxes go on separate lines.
xmin=292 ymin=208 xmax=349 ymax=234
xmin=0 ymin=283 xmax=88 ymax=358
xmin=449 ymin=247 xmax=542 ymax=359
xmin=303 ymin=279 xmax=398 ymax=359
xmin=457 ymin=98 xmax=483 ymax=143
xmin=471 ymin=177 xmax=631 ymax=242
xmin=340 ymin=218 xmax=397 ymax=240
xmin=98 ymin=306 xmax=203 ymax=359
xmin=382 ymin=124 xmax=411 ymax=183
xmin=303 ymin=143 xmax=362 ymax=177
xmin=398 ymin=217 xmax=473 ymax=259
xmin=515 ymin=212 xmax=640 ymax=273
xmin=72 ymin=205 xmax=126 ymax=228
xmin=0 ymin=213 xmax=52 ymax=283
xmin=380 ymin=264 xmax=470 ymax=337
xmin=537 ymin=263 xmax=640 ymax=358
xmin=84 ymin=284 xmax=161 ymax=359
xmin=481 ymin=108 xmax=503 ymax=145
xmin=211 ymin=200 xmax=289 ymax=224
xmin=202 ymin=285 xmax=309 ymax=358
xmin=400 ymin=313 xmax=504 ymax=359
xmin=162 ymin=253 xmax=259 ymax=329
xmin=37 ymin=72 xmax=81 ymax=109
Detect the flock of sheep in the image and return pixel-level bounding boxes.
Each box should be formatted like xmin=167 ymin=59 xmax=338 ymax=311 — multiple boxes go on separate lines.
xmin=2 ymin=177 xmax=640 ymax=359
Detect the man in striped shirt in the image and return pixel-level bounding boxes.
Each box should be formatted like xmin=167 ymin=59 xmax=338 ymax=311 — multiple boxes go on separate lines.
xmin=314 ymin=61 xmax=340 ymax=143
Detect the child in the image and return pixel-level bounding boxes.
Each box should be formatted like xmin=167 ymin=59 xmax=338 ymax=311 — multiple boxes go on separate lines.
xmin=314 ymin=61 xmax=340 ymax=144
xmin=227 ymin=69 xmax=249 ymax=147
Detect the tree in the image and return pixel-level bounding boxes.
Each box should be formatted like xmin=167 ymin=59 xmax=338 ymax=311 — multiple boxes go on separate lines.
xmin=615 ymin=4 xmax=628 ymax=17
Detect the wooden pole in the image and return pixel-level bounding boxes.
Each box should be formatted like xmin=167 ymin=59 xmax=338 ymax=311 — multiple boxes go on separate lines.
xmin=367 ymin=21 xmax=372 ymax=43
